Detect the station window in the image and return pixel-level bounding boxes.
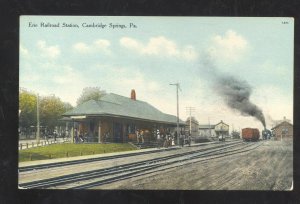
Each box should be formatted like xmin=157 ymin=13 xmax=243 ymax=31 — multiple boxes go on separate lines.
xmin=282 ymin=128 xmax=288 ymax=134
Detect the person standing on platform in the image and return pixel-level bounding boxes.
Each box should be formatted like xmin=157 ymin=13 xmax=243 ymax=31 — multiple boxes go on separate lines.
xmin=140 ymin=130 xmax=144 ymax=144
xmin=136 ymin=129 xmax=140 ymax=144
xmin=188 ymin=135 xmax=191 ymax=147
xmin=180 ymin=133 xmax=184 ymax=147
xmin=74 ymin=128 xmax=78 ymax=143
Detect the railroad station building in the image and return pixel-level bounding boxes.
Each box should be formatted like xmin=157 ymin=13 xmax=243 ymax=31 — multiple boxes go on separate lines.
xmin=62 ymin=90 xmax=185 ymax=143
xmin=214 ymin=120 xmax=229 ymax=137
xmin=271 ymin=119 xmax=293 ymax=141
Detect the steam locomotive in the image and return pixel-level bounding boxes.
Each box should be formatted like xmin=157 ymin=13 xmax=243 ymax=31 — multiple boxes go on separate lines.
xmin=262 ymin=129 xmax=272 ymax=140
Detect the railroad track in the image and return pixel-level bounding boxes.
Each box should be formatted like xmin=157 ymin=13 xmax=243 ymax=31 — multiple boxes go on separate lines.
xmin=19 ymin=140 xmax=260 ymax=189
xmin=74 ymin=142 xmax=262 ymax=189
xmin=19 ymin=140 xmax=228 ymax=173
xmin=19 ymin=146 xmax=179 ymax=172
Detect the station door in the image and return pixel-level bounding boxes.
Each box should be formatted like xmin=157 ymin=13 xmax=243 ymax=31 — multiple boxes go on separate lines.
xmin=113 ymin=122 xmax=123 ymax=143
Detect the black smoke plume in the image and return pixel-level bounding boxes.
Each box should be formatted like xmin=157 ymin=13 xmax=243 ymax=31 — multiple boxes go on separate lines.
xmin=200 ymin=54 xmax=266 ymax=128
xmin=214 ymin=75 xmax=266 ymax=128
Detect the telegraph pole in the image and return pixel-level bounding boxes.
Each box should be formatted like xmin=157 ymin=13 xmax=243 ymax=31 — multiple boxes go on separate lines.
xmin=36 ymin=93 xmax=40 ymax=144
xmin=170 ymin=82 xmax=181 ymax=146
xmin=186 ymin=107 xmax=195 ymax=136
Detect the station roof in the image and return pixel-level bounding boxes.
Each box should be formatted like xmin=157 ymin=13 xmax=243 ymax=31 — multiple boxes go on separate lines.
xmin=63 ymin=93 xmax=185 ymax=125
xmin=271 ymin=121 xmax=293 ymax=130
xmin=215 ymin=120 xmax=229 ymax=127
xmin=198 ymin=124 xmax=215 ymax=129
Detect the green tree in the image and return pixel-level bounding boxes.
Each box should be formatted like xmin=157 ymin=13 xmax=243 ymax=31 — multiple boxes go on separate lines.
xmin=39 ymin=95 xmax=72 ymax=130
xmin=76 ymin=87 xmax=106 ymax=106
xmin=19 ymin=89 xmax=37 ymax=128
xmin=63 ymin=102 xmax=73 ymax=112
xmin=19 ymin=88 xmax=74 ymax=133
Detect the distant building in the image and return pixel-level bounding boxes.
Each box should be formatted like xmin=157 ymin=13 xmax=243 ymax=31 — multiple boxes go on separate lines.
xmin=198 ymin=124 xmax=215 ymax=137
xmin=271 ymin=120 xmax=293 ymax=141
xmin=185 ymin=116 xmax=199 ymax=136
xmin=198 ymin=120 xmax=229 ymax=138
xmin=214 ymin=120 xmax=229 ymax=137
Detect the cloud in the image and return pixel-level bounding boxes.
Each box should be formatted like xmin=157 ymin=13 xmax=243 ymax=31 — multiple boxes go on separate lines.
xmin=20 ymin=72 xmax=40 ymax=83
xmin=73 ymin=39 xmax=111 ymax=54
xmin=120 ymin=36 xmax=198 ymax=61
xmin=208 ymin=30 xmax=248 ymax=63
xmin=73 ymin=42 xmax=91 ymax=53
xmin=37 ymin=40 xmax=60 ymax=59
xmin=41 ymin=64 xmax=88 ymax=106
xmin=94 ymin=39 xmax=111 ymax=55
xmin=115 ymin=70 xmax=162 ymax=93
xmin=52 ymin=65 xmax=77 ymax=84
xmin=20 ymin=44 xmax=29 ymax=57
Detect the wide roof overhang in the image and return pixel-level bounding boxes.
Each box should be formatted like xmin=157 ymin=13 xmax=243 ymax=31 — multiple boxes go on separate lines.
xmin=62 ymin=113 xmax=185 ymax=126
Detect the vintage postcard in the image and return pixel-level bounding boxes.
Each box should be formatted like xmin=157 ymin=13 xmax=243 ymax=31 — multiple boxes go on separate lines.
xmin=18 ymin=16 xmax=293 ymax=190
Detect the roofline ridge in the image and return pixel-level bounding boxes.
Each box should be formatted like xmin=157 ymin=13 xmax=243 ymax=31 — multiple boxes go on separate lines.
xmin=107 ymin=92 xmax=150 ymax=103
xmin=272 ymin=120 xmax=293 ymax=129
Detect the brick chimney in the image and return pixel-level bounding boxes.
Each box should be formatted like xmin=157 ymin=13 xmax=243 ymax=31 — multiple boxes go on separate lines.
xmin=130 ymin=89 xmax=136 ymax=100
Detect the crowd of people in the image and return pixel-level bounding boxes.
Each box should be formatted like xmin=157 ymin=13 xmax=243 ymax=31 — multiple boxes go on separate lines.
xmin=135 ymin=129 xmax=145 ymax=144
xmin=73 ymin=128 xmax=87 ymax=143
xmin=71 ymin=127 xmax=192 ymax=147
xmin=155 ymin=130 xmax=192 ymax=148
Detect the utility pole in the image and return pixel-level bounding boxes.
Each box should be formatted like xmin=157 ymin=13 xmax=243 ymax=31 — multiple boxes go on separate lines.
xmin=36 ymin=93 xmax=40 ymax=144
xmin=186 ymin=107 xmax=195 ymax=136
xmin=170 ymin=82 xmax=181 ymax=146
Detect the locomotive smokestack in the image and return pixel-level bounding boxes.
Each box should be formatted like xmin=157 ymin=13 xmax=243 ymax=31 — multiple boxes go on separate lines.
xmin=130 ymin=89 xmax=136 ymax=100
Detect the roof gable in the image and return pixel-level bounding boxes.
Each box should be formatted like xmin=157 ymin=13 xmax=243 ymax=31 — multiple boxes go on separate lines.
xmin=272 ymin=121 xmax=293 ymax=130
xmin=215 ymin=121 xmax=229 ymax=127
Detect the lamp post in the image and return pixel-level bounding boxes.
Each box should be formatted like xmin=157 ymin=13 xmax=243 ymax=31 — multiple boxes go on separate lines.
xmin=170 ymin=83 xmax=180 ymax=146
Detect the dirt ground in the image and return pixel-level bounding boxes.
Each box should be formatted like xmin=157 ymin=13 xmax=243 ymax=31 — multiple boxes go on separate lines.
xmin=96 ymin=140 xmax=293 ymax=190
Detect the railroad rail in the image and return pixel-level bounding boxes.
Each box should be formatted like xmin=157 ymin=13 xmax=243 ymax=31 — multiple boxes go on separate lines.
xmin=19 ymin=140 xmax=229 ymax=172
xmin=19 ymin=140 xmax=260 ymax=189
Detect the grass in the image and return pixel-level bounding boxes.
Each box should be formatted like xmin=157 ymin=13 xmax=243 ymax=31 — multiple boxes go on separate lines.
xmin=19 ymin=143 xmax=137 ymax=162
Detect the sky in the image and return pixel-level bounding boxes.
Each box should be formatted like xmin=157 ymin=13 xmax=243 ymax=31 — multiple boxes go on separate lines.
xmin=20 ymin=16 xmax=294 ymax=131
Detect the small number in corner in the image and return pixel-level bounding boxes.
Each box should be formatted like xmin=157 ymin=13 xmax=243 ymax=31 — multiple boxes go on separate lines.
xmin=282 ymin=21 xmax=289 ymax=24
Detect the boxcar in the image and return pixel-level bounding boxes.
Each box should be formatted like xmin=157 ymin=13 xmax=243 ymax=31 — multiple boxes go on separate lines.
xmin=242 ymin=128 xmax=260 ymax=141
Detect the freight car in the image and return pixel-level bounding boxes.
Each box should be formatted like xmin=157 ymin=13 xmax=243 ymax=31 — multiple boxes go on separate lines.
xmin=242 ymin=128 xmax=260 ymax=141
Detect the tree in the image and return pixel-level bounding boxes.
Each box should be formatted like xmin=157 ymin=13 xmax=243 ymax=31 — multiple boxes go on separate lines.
xmin=76 ymin=87 xmax=106 ymax=106
xmin=19 ymin=89 xmax=37 ymax=128
xmin=19 ymin=88 xmax=74 ymax=134
xmin=39 ymin=95 xmax=72 ymax=130
xmin=63 ymin=102 xmax=73 ymax=112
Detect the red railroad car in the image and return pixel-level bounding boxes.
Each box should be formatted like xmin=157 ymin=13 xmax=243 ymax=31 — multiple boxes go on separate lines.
xmin=242 ymin=128 xmax=260 ymax=141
